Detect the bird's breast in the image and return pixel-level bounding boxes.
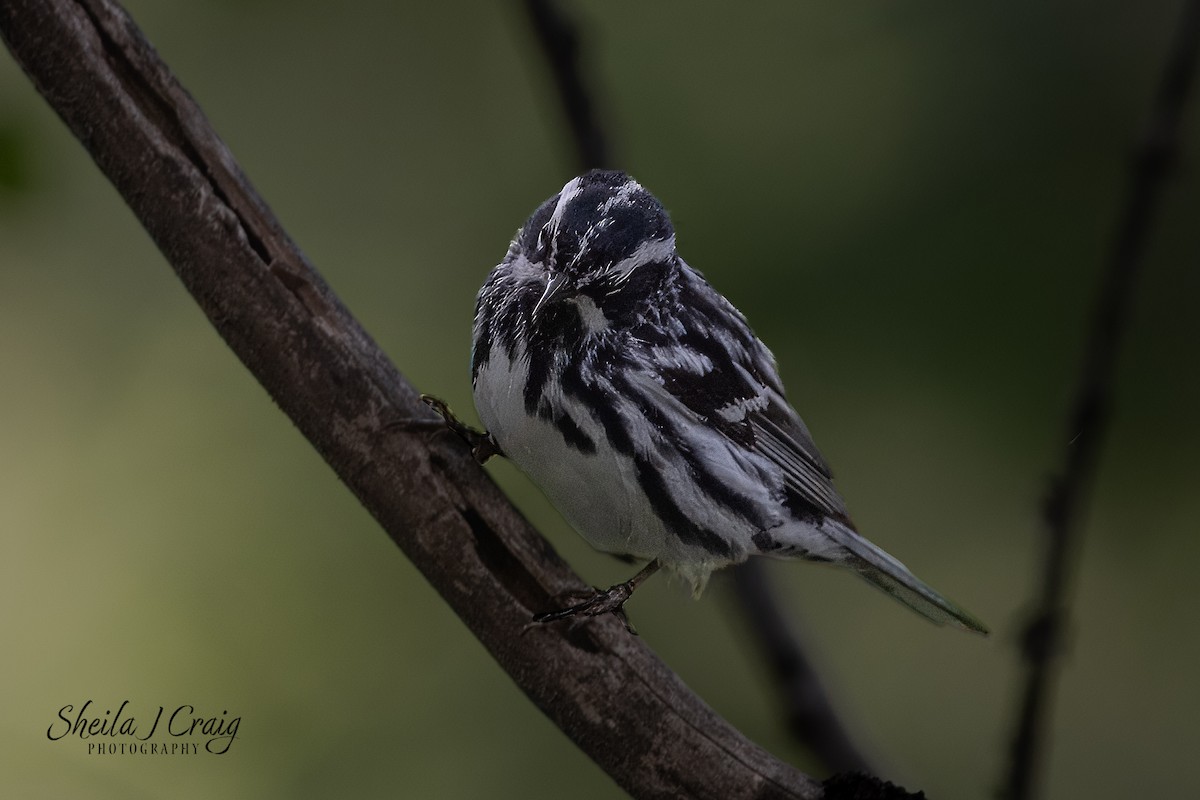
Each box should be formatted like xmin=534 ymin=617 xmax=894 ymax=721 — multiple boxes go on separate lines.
xmin=472 ymin=343 xmax=655 ymax=559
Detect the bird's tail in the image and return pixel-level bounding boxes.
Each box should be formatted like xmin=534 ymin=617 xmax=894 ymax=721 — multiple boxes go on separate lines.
xmin=822 ymin=520 xmax=989 ymax=635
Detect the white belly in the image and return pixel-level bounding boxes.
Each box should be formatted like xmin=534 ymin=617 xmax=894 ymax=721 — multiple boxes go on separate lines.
xmin=472 ymin=347 xmax=668 ymax=560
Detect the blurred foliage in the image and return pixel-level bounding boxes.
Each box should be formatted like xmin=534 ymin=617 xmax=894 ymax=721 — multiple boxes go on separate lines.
xmin=1 ymin=1 xmax=1197 ymax=799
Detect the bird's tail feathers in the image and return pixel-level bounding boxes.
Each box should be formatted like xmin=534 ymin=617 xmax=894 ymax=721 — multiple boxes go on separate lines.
xmin=822 ymin=521 xmax=989 ymax=635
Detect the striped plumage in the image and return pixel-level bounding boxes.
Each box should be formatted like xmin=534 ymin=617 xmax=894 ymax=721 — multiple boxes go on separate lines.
xmin=470 ymin=170 xmax=986 ymax=633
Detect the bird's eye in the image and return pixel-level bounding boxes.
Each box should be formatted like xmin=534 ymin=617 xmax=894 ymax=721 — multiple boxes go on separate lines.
xmin=585 ymin=270 xmax=617 ymax=296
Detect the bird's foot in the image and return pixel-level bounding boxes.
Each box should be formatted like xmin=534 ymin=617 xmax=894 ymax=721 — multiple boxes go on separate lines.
xmin=420 ymin=394 xmax=503 ymax=463
xmin=531 ymin=560 xmax=661 ymax=635
xmin=533 ymin=585 xmax=639 ymax=633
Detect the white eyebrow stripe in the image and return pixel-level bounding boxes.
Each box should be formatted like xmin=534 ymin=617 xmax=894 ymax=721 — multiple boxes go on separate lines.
xmin=610 ymin=235 xmax=676 ymax=281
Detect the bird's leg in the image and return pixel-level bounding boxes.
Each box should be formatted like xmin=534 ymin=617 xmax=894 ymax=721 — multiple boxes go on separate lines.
xmin=533 ymin=560 xmax=661 ymax=633
xmin=420 ymin=394 xmax=503 ymax=463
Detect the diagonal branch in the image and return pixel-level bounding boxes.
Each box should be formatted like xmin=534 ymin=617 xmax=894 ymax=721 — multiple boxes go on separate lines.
xmin=523 ymin=0 xmax=612 ymax=169
xmin=0 ymin=1 xmax=824 ymax=797
xmin=1001 ymin=3 xmax=1200 ymax=799
xmin=521 ymin=0 xmax=877 ymax=776
xmin=731 ymin=562 xmax=874 ymax=775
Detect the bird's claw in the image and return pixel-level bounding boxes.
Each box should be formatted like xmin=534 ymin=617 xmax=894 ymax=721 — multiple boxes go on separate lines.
xmin=420 ymin=394 xmax=503 ymax=463
xmin=532 ymin=584 xmax=640 ymax=635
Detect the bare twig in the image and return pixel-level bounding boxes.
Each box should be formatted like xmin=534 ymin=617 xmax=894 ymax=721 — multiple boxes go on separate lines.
xmin=731 ymin=562 xmax=874 ymax=775
xmin=1002 ymin=4 xmax=1200 ymax=799
xmin=0 ymin=1 xmax=821 ymax=797
xmin=523 ymin=0 xmax=611 ymax=169
xmin=521 ymin=0 xmax=878 ymax=777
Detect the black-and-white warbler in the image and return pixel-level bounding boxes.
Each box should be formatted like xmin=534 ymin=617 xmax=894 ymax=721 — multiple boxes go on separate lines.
xmin=440 ymin=169 xmax=986 ymax=634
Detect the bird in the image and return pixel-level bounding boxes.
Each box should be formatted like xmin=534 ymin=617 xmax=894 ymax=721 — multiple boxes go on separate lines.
xmin=431 ymin=169 xmax=987 ymax=634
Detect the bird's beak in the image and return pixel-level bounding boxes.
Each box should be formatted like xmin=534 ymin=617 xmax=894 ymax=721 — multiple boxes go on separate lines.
xmin=533 ymin=272 xmax=572 ymax=316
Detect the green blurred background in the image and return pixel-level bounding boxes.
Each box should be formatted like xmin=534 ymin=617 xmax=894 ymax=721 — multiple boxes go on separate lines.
xmin=2 ymin=1 xmax=1198 ymax=797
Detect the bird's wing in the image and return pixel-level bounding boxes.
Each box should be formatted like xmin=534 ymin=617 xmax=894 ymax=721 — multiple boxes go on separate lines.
xmin=641 ymin=266 xmax=850 ymax=523
xmin=746 ymin=400 xmax=849 ymax=520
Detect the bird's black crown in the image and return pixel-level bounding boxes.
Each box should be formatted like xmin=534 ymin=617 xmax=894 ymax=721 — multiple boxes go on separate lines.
xmin=515 ymin=170 xmax=675 ymax=279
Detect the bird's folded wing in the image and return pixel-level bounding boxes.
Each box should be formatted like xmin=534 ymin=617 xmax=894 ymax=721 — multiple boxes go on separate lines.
xmin=644 ymin=335 xmax=850 ymax=524
xmin=747 ymin=403 xmax=848 ymax=521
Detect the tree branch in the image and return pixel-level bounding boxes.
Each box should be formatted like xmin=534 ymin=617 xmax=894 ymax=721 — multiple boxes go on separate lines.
xmin=0 ymin=1 xmax=823 ymax=797
xmin=731 ymin=562 xmax=874 ymax=775
xmin=520 ymin=0 xmax=878 ymax=776
xmin=523 ymin=0 xmax=611 ymax=169
xmin=1001 ymin=3 xmax=1200 ymax=798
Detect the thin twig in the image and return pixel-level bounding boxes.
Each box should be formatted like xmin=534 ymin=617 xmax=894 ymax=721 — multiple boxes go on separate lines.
xmin=0 ymin=1 xmax=821 ymax=797
xmin=523 ymin=0 xmax=611 ymax=169
xmin=1002 ymin=4 xmax=1200 ymax=799
xmin=731 ymin=561 xmax=875 ymax=775
xmin=521 ymin=0 xmax=879 ymax=777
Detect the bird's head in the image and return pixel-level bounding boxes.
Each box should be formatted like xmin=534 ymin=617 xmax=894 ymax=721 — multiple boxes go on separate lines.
xmin=510 ymin=170 xmax=678 ymax=320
